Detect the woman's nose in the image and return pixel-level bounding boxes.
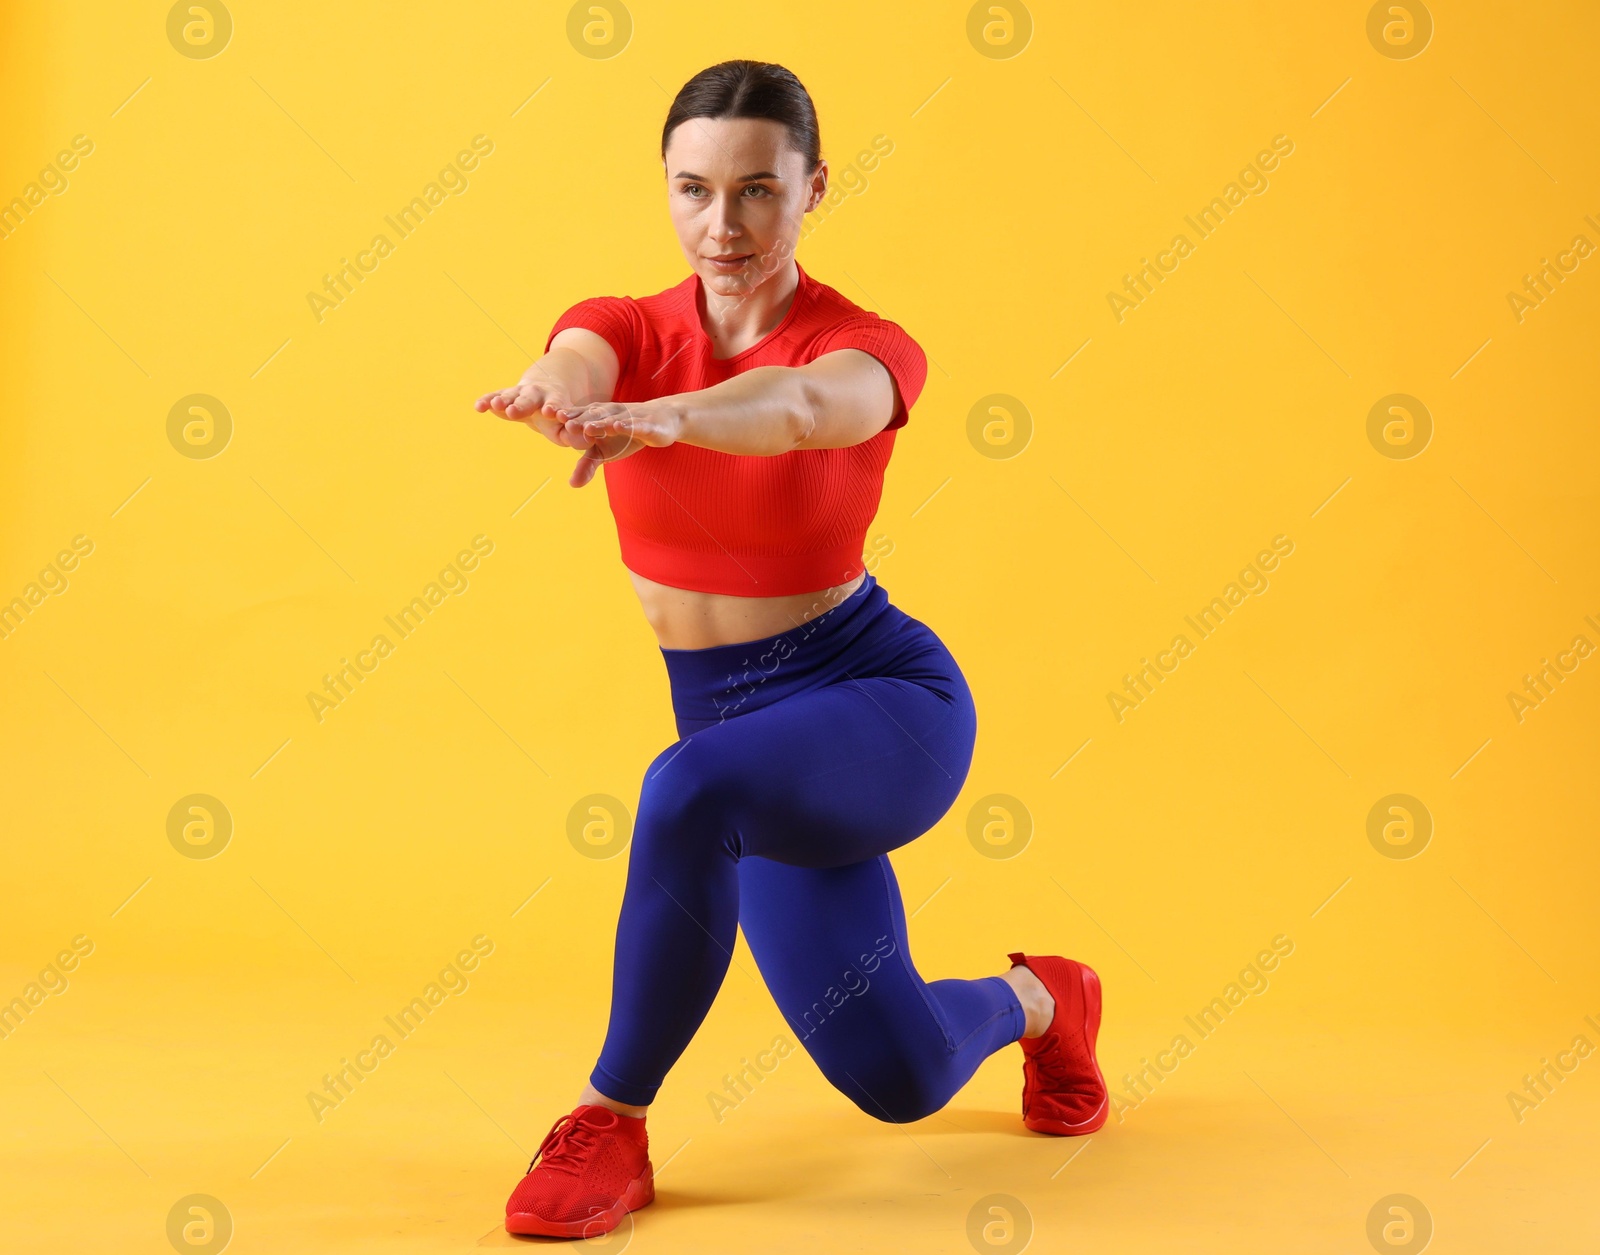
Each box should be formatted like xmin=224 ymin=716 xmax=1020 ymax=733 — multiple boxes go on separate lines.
xmin=707 ymin=195 xmax=742 ymax=240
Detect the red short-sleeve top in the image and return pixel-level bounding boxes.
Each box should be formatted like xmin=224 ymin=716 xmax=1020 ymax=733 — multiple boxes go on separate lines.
xmin=544 ymin=261 xmax=928 ymax=597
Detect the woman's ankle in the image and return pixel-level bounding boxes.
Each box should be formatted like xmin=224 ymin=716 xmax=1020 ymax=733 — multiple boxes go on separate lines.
xmin=578 ymin=1081 xmax=649 ymax=1119
xmin=1001 ymin=965 xmax=1055 ymax=1038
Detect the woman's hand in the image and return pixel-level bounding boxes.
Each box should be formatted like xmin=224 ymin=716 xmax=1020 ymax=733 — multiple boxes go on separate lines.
xmin=557 ymin=400 xmax=685 ymax=488
xmin=474 ymin=377 xmax=583 ymax=448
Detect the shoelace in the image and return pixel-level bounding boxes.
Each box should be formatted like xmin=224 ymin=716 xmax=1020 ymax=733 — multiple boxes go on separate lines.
xmin=1028 ymin=1033 xmax=1073 ymax=1083
xmin=527 ymin=1112 xmax=604 ymax=1176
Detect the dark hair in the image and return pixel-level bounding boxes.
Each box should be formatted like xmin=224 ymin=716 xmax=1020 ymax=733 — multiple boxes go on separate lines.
xmin=661 ymin=60 xmax=822 ymax=170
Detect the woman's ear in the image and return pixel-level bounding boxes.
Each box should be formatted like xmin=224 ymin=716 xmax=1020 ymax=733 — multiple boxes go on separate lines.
xmin=807 ymin=159 xmax=829 ymax=212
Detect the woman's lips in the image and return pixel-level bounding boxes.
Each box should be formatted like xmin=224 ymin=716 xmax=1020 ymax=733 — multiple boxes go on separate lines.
xmin=707 ymin=253 xmax=752 ymax=270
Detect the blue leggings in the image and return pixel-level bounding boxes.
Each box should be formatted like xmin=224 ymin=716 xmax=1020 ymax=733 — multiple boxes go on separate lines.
xmin=590 ymin=571 xmax=1026 ymax=1122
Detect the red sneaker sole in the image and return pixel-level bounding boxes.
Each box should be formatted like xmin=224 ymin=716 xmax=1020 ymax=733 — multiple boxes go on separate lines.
xmin=505 ymin=1166 xmax=655 ymax=1237
xmin=1024 ymin=962 xmax=1108 ymax=1136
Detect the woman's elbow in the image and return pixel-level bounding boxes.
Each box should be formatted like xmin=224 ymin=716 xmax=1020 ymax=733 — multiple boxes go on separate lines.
xmin=788 ymin=374 xmax=826 ymax=449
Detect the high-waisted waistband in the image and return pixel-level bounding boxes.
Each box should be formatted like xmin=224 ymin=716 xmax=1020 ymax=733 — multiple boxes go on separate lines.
xmin=659 ymin=572 xmax=895 ymax=732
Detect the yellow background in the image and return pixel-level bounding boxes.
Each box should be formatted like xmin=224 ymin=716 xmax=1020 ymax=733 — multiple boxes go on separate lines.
xmin=3 ymin=1 xmax=1597 ymax=1251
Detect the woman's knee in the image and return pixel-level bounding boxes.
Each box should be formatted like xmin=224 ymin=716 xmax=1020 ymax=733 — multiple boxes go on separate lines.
xmin=838 ymin=1063 xmax=947 ymax=1124
xmin=806 ymin=1036 xmax=950 ymax=1124
xmin=635 ymin=740 xmax=750 ymax=857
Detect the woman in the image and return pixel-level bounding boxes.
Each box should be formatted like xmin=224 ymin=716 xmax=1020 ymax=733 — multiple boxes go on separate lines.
xmin=473 ymin=60 xmax=1108 ymax=1239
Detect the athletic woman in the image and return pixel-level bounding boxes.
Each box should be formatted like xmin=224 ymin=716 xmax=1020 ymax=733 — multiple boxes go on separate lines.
xmin=473 ymin=60 xmax=1108 ymax=1239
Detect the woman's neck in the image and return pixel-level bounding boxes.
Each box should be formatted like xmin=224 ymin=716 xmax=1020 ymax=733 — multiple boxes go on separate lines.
xmin=697 ymin=258 xmax=800 ymax=359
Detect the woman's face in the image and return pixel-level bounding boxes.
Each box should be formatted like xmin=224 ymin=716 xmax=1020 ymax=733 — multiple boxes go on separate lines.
xmin=663 ymin=116 xmax=826 ymax=298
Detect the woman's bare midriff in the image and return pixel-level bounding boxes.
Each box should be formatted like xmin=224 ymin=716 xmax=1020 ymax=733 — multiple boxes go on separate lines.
xmin=628 ymin=569 xmax=867 ymax=650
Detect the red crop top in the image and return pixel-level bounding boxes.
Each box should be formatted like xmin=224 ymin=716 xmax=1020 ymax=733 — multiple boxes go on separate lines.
xmin=543 ymin=260 xmax=928 ymax=597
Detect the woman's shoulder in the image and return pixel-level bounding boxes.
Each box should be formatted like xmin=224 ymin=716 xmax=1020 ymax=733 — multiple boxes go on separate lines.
xmin=546 ymin=273 xmax=695 ymax=359
xmin=791 ymin=265 xmax=928 ymax=426
xmin=606 ymin=272 xmax=697 ymax=317
xmin=797 ymin=265 xmax=917 ymax=341
xmin=559 ymin=272 xmax=695 ymax=318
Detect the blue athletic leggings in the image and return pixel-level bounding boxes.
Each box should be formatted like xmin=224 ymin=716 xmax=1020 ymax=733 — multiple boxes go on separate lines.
xmin=590 ymin=571 xmax=1027 ymax=1122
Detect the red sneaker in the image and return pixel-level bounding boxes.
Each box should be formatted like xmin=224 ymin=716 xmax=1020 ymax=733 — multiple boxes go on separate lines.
xmin=504 ymin=1103 xmax=655 ymax=1237
xmin=1007 ymin=952 xmax=1108 ymax=1135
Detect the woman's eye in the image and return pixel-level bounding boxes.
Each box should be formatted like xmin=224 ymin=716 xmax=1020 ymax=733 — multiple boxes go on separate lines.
xmin=745 ymin=185 xmax=771 ymax=197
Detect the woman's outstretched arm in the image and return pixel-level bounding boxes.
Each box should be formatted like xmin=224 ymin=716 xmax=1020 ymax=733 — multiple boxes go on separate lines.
xmin=554 ymin=348 xmax=901 ymax=487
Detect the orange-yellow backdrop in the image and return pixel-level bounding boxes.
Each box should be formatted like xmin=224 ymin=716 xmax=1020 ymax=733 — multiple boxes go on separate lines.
xmin=2 ymin=2 xmax=1597 ymax=1252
